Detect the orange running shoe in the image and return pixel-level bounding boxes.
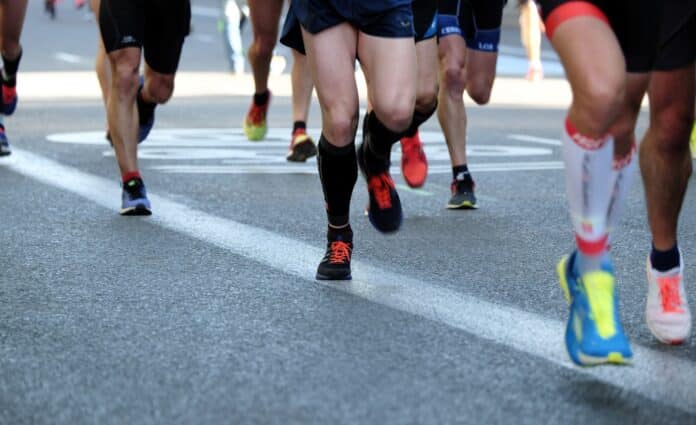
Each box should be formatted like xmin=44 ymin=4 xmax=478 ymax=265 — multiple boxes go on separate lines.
xmin=400 ymin=130 xmax=428 ymax=188
xmin=243 ymin=91 xmax=271 ymax=141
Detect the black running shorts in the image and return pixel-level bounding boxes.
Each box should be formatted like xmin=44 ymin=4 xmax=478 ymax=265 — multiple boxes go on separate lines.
xmin=281 ymin=0 xmax=414 ymax=54
xmin=413 ymin=0 xmax=437 ymax=42
xmin=99 ymin=0 xmax=191 ymax=74
xmin=438 ymin=0 xmax=506 ymax=52
xmin=539 ymin=0 xmax=695 ymax=72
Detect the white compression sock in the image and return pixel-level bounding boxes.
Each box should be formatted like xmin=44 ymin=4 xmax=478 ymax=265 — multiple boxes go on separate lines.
xmin=606 ymin=141 xmax=637 ymax=245
xmin=561 ymin=117 xmax=614 ymax=261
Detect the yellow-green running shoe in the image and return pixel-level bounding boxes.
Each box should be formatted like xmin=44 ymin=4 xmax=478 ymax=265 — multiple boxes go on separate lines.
xmin=243 ymin=91 xmax=271 ymax=141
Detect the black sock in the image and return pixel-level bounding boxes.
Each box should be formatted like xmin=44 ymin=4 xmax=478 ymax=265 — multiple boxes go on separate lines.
xmin=404 ymin=102 xmax=437 ymax=137
xmin=364 ymin=111 xmax=402 ymax=159
xmin=650 ymin=242 xmax=680 ymax=272
xmin=137 ymin=87 xmax=156 ymax=124
xmin=293 ymin=121 xmax=306 ymax=133
xmin=253 ymin=90 xmax=270 ymax=106
xmin=1 ymin=48 xmax=22 ymax=87
xmin=318 ymin=134 xmax=357 ymax=228
xmin=452 ymin=164 xmax=470 ymax=181
xmin=327 ymin=225 xmax=353 ymax=242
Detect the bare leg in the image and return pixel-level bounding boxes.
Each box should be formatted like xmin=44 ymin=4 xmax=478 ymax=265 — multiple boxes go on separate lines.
xmin=247 ymin=0 xmax=284 ymax=94
xmin=640 ymin=65 xmax=695 ymax=250
xmin=291 ymin=49 xmax=313 ymax=123
xmin=106 ymin=47 xmax=141 ymax=175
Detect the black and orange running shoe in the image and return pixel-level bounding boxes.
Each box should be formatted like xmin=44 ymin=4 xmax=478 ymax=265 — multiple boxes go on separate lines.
xmin=316 ymin=231 xmax=353 ymax=280
xmin=357 ymin=142 xmax=402 ymax=233
xmin=286 ymin=129 xmax=317 ymax=162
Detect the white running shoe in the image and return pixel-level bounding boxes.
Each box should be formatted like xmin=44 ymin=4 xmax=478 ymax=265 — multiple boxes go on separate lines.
xmin=645 ymin=254 xmax=692 ymax=344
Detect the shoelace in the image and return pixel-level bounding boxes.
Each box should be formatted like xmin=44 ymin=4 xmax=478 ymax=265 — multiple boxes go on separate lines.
xmin=329 ymin=241 xmax=351 ymax=264
xmin=657 ymin=275 xmax=684 ymax=313
xmin=368 ymin=174 xmax=394 ymax=209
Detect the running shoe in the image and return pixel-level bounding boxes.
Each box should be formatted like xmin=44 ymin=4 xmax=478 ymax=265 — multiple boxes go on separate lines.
xmin=0 ymin=125 xmax=10 ymax=156
xmin=645 ymin=255 xmax=692 ymax=344
xmin=357 ymin=141 xmax=402 ymax=233
xmin=316 ymin=234 xmax=353 ymax=280
xmin=243 ymin=91 xmax=271 ymax=141
xmin=400 ymin=130 xmax=428 ymax=188
xmin=120 ymin=178 xmax=152 ymax=216
xmin=447 ymin=177 xmax=478 ymax=209
xmin=286 ymin=129 xmax=317 ymax=162
xmin=1 ymin=83 xmax=17 ymax=116
xmin=137 ymin=77 xmax=154 ymax=143
xmin=557 ymin=253 xmax=633 ymax=366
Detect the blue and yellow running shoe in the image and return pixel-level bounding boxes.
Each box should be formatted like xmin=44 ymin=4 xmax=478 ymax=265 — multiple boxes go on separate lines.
xmin=557 ymin=253 xmax=633 ymax=366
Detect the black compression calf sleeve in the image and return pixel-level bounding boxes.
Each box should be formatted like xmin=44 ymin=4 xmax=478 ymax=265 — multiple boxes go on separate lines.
xmin=317 ymin=135 xmax=358 ymax=227
xmin=2 ymin=48 xmax=22 ymax=86
xmin=404 ymin=102 xmax=437 ymax=137
xmin=364 ymin=111 xmax=402 ymax=159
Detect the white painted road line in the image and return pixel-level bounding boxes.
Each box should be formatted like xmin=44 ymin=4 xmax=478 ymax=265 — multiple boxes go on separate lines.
xmin=54 ymin=52 xmax=85 ymax=65
xmin=3 ymin=148 xmax=695 ymax=415
xmin=509 ymin=134 xmax=562 ymax=146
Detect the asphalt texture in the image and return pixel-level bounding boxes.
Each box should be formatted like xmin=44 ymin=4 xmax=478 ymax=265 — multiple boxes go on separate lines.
xmin=1 ymin=1 xmax=694 ymax=424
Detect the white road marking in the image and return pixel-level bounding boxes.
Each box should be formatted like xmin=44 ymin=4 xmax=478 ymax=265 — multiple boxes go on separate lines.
xmin=2 ymin=147 xmax=695 ymax=415
xmin=54 ymin=52 xmax=85 ymax=65
xmin=508 ymin=134 xmax=562 ymax=146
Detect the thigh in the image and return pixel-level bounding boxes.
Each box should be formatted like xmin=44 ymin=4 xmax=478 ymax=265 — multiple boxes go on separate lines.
xmin=301 ymin=23 xmax=359 ymax=123
xmin=357 ymin=32 xmax=416 ymax=114
xmin=143 ymin=0 xmax=191 ymax=74
xmin=248 ymin=0 xmax=284 ymax=40
xmin=99 ymin=0 xmax=143 ymax=53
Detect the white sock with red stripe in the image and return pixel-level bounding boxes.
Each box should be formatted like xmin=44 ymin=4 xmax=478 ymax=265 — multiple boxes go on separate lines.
xmin=561 ymin=117 xmax=613 ymax=274
xmin=607 ymin=141 xmax=637 ymax=245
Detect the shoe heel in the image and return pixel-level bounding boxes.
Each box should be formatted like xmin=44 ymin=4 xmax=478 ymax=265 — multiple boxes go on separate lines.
xmin=557 ymin=256 xmax=572 ymax=304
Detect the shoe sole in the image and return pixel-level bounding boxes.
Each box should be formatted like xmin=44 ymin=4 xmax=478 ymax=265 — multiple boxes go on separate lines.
xmin=120 ymin=205 xmax=152 ymax=216
xmin=315 ymin=272 xmax=352 ymax=281
xmin=0 ymin=150 xmax=11 ymax=157
xmin=446 ymin=200 xmax=478 ymax=210
xmin=286 ymin=139 xmax=317 ymax=162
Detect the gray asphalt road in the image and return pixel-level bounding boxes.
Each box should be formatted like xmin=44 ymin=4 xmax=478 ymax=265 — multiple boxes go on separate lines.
xmin=1 ymin=1 xmax=694 ymax=424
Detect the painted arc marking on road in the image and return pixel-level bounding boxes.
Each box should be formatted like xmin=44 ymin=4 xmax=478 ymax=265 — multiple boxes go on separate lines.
xmin=508 ymin=134 xmax=562 ymax=146
xmin=54 ymin=52 xmax=84 ymax=65
xmin=2 ymin=147 xmax=695 ymax=415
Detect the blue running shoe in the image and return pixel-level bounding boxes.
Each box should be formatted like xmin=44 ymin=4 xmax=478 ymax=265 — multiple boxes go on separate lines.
xmin=120 ymin=178 xmax=152 ymax=216
xmin=557 ymin=253 xmax=633 ymax=366
xmin=1 ymin=83 xmax=17 ymax=116
xmin=136 ymin=76 xmax=154 ymax=143
xmin=0 ymin=125 xmax=10 ymax=156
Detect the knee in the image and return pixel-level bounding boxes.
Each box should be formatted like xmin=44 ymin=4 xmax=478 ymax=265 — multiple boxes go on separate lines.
xmin=374 ymin=102 xmax=413 ymax=133
xmin=575 ymin=77 xmax=626 ymax=135
xmin=324 ymin=108 xmax=358 ymax=145
xmin=440 ymin=64 xmax=467 ymax=98
xmin=415 ymin=82 xmax=438 ymax=113
xmin=652 ymin=108 xmax=693 ymax=154
xmin=112 ymin=61 xmax=140 ymax=100
xmin=145 ymin=76 xmax=174 ymax=104
xmin=250 ymin=33 xmax=276 ymax=59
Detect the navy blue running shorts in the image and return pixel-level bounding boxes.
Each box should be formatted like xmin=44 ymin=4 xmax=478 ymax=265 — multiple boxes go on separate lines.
xmin=281 ymin=0 xmax=414 ymax=54
xmin=413 ymin=0 xmax=437 ymax=42
xmin=437 ymin=0 xmax=506 ymax=52
xmin=99 ymin=0 xmax=190 ymax=74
